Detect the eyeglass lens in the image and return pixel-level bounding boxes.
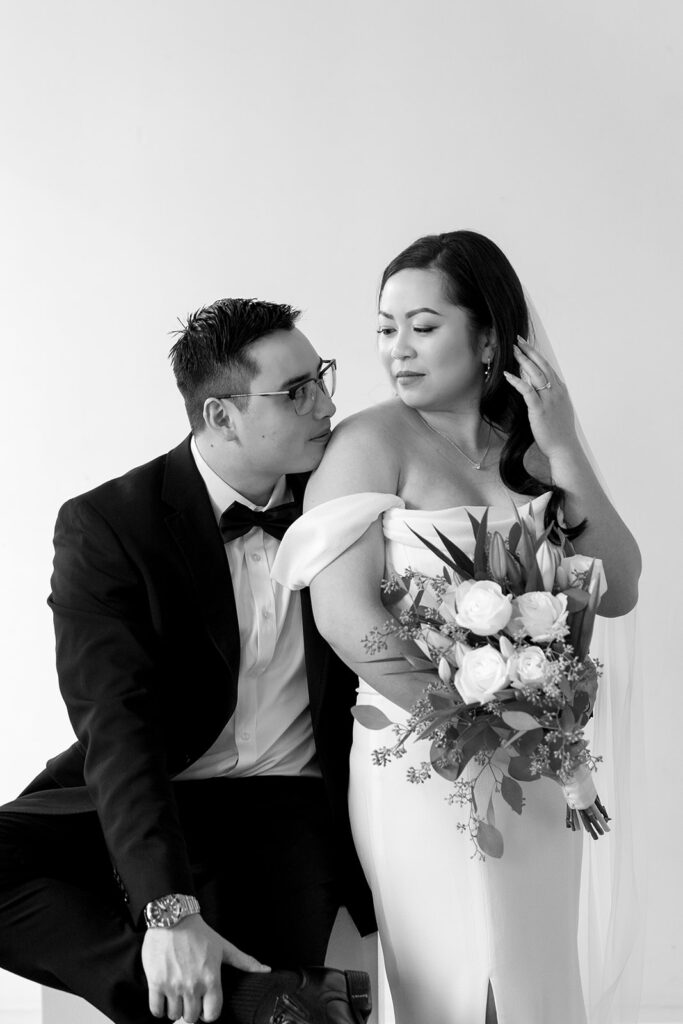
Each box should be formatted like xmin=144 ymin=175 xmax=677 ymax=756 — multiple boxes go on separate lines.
xmin=292 ymin=363 xmax=336 ymax=414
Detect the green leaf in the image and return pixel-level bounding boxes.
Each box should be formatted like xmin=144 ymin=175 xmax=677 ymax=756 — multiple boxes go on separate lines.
xmin=562 ymin=588 xmax=590 ymax=613
xmin=571 ymin=690 xmax=591 ymax=722
xmin=486 ymin=793 xmax=496 ymax=826
xmin=508 ymin=756 xmax=540 ymax=782
xmin=433 ymin=527 xmax=476 ymax=578
xmin=429 ymin=691 xmax=458 ymax=710
xmin=408 ymin=526 xmax=469 ymax=577
xmin=501 ymin=774 xmax=524 ymax=814
xmin=430 ymin=740 xmax=463 ymax=780
xmin=559 ymin=707 xmax=575 ymax=731
xmin=404 ymin=654 xmax=439 ymax=670
xmin=476 ymin=820 xmax=504 ymax=858
xmin=501 ymin=710 xmax=541 ymax=732
xmin=466 ymin=509 xmax=482 ymax=539
xmin=473 ymin=508 xmax=490 ymax=578
xmin=508 ymin=521 xmax=521 ymax=554
xmin=514 ymin=727 xmax=545 ymax=756
xmin=351 ymin=706 xmax=393 ymax=730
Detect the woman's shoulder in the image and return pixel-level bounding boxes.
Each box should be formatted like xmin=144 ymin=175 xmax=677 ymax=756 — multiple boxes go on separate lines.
xmin=305 ymin=401 xmax=404 ymax=505
xmin=333 ymin=399 xmax=408 ymax=439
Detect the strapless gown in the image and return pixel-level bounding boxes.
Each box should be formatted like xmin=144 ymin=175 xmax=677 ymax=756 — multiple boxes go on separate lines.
xmin=273 ymin=492 xmax=588 ymax=1024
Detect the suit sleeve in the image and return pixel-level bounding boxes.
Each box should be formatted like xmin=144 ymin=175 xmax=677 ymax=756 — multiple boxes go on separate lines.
xmin=49 ymin=496 xmax=195 ymax=924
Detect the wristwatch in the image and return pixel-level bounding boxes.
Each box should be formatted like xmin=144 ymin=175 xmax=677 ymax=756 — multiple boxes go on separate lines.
xmin=144 ymin=893 xmax=201 ymax=929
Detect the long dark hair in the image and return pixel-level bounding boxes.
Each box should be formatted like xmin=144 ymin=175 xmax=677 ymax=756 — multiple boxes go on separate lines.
xmin=380 ymin=230 xmax=583 ymax=539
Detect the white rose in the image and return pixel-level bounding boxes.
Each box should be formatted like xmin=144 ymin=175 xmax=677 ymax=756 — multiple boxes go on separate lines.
xmin=453 ymin=580 xmax=512 ymax=636
xmin=508 ymin=592 xmax=569 ymax=642
xmin=508 ymin=646 xmax=550 ymax=691
xmin=456 ymin=646 xmax=509 ymax=705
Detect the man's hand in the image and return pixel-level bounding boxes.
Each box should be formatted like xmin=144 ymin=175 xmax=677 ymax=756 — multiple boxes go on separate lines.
xmin=142 ymin=915 xmax=270 ymax=1022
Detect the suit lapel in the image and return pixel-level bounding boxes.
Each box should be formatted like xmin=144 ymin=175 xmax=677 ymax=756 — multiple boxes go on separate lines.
xmin=162 ymin=437 xmax=241 ymax=676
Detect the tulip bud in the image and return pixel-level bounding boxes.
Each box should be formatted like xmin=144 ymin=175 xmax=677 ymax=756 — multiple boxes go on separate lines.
xmin=438 ymin=657 xmax=452 ymax=684
xmin=505 ymin=549 xmax=523 ymax=590
xmin=536 ymin=540 xmax=560 ymax=592
xmin=489 ymin=532 xmax=508 ymax=583
xmin=499 ymin=635 xmax=516 ymax=660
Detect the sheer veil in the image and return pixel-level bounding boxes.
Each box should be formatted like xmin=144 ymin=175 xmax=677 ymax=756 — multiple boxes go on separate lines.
xmin=526 ymin=295 xmax=644 ymax=1024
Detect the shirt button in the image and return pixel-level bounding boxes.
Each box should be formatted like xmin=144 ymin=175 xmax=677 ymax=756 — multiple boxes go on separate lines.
xmin=240 ymin=730 xmax=251 ymax=741
xmin=262 ymin=608 xmax=271 ymax=619
xmin=251 ymin=553 xmax=261 ymax=562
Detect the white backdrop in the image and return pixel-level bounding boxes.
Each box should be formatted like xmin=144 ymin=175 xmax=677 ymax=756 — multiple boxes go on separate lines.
xmin=0 ymin=1 xmax=681 ymax=1020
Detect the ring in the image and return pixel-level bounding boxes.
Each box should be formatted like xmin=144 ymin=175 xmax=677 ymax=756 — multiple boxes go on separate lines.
xmin=534 ymin=381 xmax=552 ymax=392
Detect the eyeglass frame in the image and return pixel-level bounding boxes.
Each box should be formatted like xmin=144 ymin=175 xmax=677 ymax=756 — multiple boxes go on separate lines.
xmin=212 ymin=358 xmax=337 ymax=414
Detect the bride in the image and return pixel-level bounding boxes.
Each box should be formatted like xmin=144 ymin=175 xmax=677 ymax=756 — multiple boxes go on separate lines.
xmin=272 ymin=230 xmax=641 ymax=1024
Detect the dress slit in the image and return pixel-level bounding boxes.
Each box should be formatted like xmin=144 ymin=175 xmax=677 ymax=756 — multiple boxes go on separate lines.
xmin=485 ymin=981 xmax=498 ymax=1024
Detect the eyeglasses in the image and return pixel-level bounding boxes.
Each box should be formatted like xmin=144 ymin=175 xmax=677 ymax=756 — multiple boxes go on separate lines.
xmin=214 ymin=359 xmax=337 ymax=416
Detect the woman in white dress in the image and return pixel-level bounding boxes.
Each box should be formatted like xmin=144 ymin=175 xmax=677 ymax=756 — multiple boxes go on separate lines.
xmin=272 ymin=231 xmax=641 ymax=1024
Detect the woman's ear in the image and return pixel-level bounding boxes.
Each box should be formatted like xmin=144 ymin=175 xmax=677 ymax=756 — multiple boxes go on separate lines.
xmin=480 ymin=327 xmax=497 ymax=366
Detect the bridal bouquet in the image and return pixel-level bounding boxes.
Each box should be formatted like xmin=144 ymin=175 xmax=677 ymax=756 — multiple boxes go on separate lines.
xmin=357 ymin=506 xmax=610 ymax=859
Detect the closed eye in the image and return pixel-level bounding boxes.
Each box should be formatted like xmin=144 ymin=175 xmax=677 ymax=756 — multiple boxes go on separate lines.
xmin=376 ymin=327 xmax=396 ymax=336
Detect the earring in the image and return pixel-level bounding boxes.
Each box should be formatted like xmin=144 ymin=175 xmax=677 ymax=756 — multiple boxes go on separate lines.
xmin=484 ymin=357 xmax=492 ymax=380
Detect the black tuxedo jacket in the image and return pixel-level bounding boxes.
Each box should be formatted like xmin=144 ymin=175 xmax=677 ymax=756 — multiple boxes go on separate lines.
xmin=11 ymin=437 xmax=375 ymax=934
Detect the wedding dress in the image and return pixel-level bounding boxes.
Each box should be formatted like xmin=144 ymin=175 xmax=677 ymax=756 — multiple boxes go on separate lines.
xmin=274 ymin=490 xmax=588 ymax=1024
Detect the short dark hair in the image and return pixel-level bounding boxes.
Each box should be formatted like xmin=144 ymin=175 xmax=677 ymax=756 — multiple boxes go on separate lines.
xmin=169 ymin=297 xmax=301 ymax=432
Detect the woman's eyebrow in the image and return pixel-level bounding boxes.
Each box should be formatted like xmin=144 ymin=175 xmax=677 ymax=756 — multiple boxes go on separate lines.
xmin=378 ymin=307 xmax=443 ymax=319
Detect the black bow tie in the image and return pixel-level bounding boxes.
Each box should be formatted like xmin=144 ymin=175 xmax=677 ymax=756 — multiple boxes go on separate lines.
xmin=219 ymin=500 xmax=301 ymax=543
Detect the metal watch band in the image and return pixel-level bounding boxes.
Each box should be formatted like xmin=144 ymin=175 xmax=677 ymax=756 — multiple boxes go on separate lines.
xmin=144 ymin=893 xmax=201 ymax=929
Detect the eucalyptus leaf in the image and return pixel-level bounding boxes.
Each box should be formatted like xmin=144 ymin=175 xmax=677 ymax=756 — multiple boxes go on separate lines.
xmin=476 ymin=820 xmax=504 ymax=858
xmin=501 ymin=774 xmax=524 ymax=814
xmin=514 ymin=727 xmax=545 ymax=756
xmin=486 ymin=794 xmax=496 ymax=826
xmin=501 ymin=710 xmax=541 ymax=732
xmin=351 ymin=706 xmax=394 ymax=730
xmin=508 ymin=755 xmax=540 ymax=782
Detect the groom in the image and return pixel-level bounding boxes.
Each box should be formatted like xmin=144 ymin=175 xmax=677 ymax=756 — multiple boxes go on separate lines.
xmin=0 ymin=298 xmax=374 ymax=1024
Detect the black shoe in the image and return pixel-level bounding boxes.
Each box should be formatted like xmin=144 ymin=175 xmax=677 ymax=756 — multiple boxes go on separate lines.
xmin=224 ymin=966 xmax=372 ymax=1024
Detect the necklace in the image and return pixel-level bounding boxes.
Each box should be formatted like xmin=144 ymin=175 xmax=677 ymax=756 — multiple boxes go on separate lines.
xmin=416 ymin=412 xmax=493 ymax=471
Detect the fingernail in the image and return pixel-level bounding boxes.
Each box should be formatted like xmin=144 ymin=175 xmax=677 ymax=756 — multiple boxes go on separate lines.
xmin=513 ymin=345 xmax=521 ymax=357
xmin=516 ymin=335 xmax=528 ymax=345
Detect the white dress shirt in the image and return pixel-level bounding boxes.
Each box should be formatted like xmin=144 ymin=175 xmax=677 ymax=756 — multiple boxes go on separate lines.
xmin=173 ymin=438 xmax=320 ymax=780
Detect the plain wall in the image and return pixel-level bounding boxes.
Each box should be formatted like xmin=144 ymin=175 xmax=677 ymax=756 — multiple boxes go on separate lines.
xmin=1 ymin=1 xmax=681 ymax=1019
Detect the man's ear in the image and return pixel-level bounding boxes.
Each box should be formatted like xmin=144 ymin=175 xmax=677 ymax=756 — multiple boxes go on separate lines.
xmin=202 ymin=397 xmax=239 ymax=439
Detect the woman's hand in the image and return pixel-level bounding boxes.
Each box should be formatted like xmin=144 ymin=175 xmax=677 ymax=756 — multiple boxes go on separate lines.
xmin=503 ymin=336 xmax=580 ymax=463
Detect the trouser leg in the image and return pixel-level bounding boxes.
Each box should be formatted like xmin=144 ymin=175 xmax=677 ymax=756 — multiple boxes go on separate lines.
xmin=0 ymin=779 xmax=342 ymax=1022
xmin=0 ymin=810 xmax=152 ymax=1023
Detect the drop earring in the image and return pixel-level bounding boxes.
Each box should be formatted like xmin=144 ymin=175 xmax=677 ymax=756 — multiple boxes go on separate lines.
xmin=484 ymin=357 xmax=492 ymax=381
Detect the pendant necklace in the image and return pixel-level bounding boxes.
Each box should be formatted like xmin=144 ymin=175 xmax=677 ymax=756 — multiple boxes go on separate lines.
xmin=416 ymin=412 xmax=493 ymax=471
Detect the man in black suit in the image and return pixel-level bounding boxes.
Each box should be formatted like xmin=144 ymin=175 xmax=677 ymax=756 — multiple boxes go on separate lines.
xmin=0 ymin=298 xmax=374 ymax=1024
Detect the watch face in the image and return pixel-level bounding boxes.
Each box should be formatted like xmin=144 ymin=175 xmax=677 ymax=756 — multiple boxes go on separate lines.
xmin=148 ymin=895 xmax=181 ymax=927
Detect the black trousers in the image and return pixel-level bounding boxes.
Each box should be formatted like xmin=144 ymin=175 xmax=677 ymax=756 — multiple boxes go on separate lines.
xmin=0 ymin=776 xmax=341 ymax=1023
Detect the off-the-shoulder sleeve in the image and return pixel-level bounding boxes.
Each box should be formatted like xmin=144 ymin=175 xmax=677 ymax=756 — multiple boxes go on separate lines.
xmin=271 ymin=492 xmax=404 ymax=589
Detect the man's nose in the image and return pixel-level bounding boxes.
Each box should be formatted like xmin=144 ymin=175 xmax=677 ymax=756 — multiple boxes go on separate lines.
xmin=313 ymin=386 xmax=336 ymax=418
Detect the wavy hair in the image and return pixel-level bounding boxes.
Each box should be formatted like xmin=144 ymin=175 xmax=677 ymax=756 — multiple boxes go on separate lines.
xmin=380 ymin=230 xmax=584 ymax=539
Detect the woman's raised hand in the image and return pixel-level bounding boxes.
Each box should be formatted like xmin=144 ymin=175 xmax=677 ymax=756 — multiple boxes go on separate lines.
xmin=503 ymin=336 xmax=580 ymax=463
